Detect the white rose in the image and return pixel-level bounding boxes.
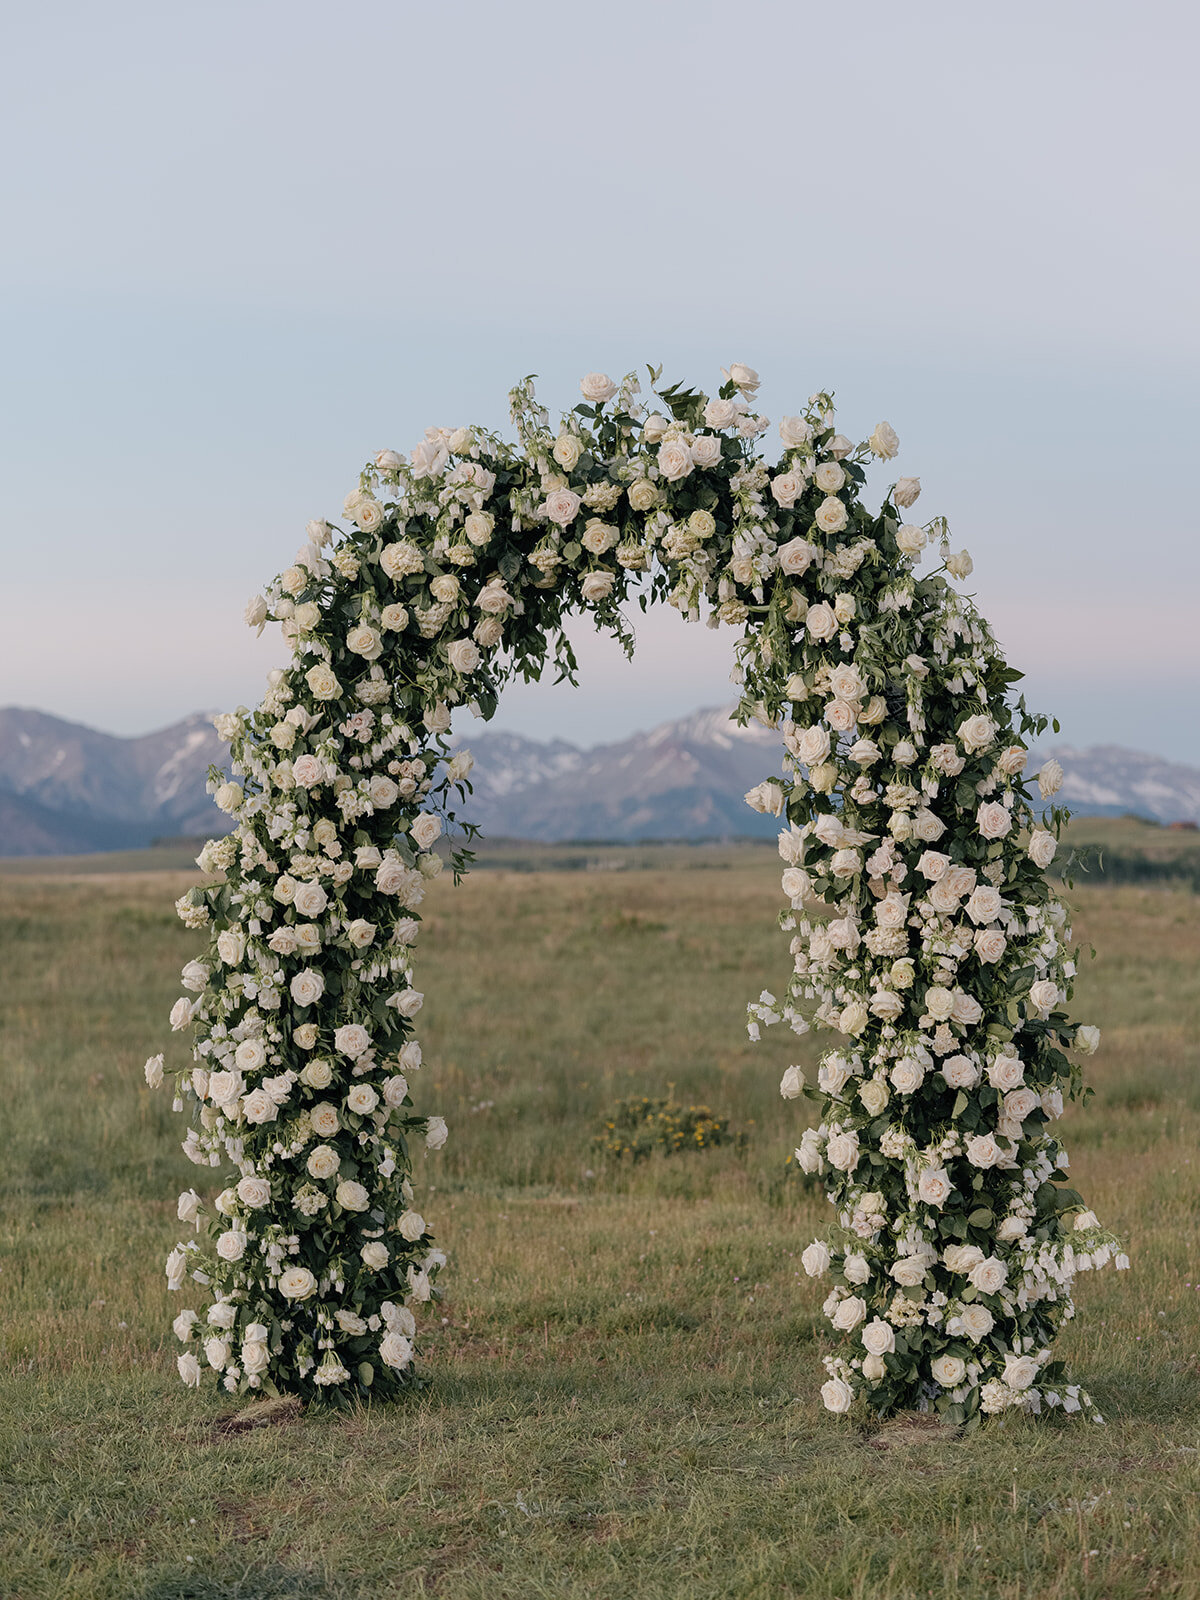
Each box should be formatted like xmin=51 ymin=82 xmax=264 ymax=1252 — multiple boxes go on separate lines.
xmin=997 ymin=745 xmax=1028 ymax=775
xmin=299 ymin=1058 xmax=332 ymax=1090
xmin=204 ymin=1335 xmax=231 ymax=1370
xmin=362 ymin=1241 xmax=390 ymax=1269
xmin=959 ymin=1304 xmax=995 ymax=1340
xmin=843 ymin=1254 xmax=870 ymax=1287
xmin=813 ymin=461 xmax=845 ymax=494
xmin=173 ymin=1309 xmax=197 ymax=1342
xmin=242 ymin=1089 xmax=278 ymax=1125
xmin=792 ymin=725 xmax=831 ymax=767
xmin=987 ymin=1052 xmax=1024 ymax=1091
xmin=896 ymin=523 xmax=926 ymax=556
xmin=383 ymin=1074 xmax=409 ymax=1107
xmin=831 ymin=1295 xmax=867 ymax=1331
xmin=975 ymin=929 xmax=1008 ymax=963
xmin=165 ymin=1247 xmax=188 ymax=1291
xmin=779 ymin=415 xmax=813 ymax=447
xmin=1075 ymin=1025 xmax=1101 ymax=1056
xmin=918 ymin=1167 xmax=953 ymax=1208
xmin=293 ymin=881 xmax=329 ymax=918
xmin=946 ymin=549 xmax=974 ymax=579
xmin=1029 ymin=979 xmax=1059 ymax=1015
xmin=216 ymin=1230 xmax=246 ymax=1261
xmin=705 ymin=397 xmax=739 ymax=428
xmin=825 ymin=1129 xmax=860 ymax=1172
xmin=1028 ymin=830 xmax=1057 ymax=869
xmin=952 ymin=992 xmax=983 ymax=1026
xmin=801 ymin=1241 xmax=830 ymax=1277
xmin=691 ymin=435 xmax=722 ymax=469
xmin=305 ymin=665 xmax=341 ymax=701
xmin=777 ymin=537 xmax=816 ymax=577
xmin=144 ymin=1054 xmax=164 ymax=1088
xmin=398 ymin=1209 xmax=426 ymax=1242
xmin=641 ymin=414 xmax=669 ymax=444
xmin=347 ymin=624 xmax=382 ymax=661
xmin=177 ymin=1352 xmax=203 ymax=1387
xmin=290 ymin=969 xmax=325 ymax=1007
xmin=336 ymin=1180 xmax=370 ymax=1212
xmin=1037 ymin=758 xmax=1064 ymax=798
xmin=959 ymin=715 xmax=995 ymax=752
xmin=944 ymin=1245 xmax=984 ymax=1274
xmin=923 ymin=986 xmax=956 ymax=1022
xmin=814 ymin=496 xmax=848 ymax=534
xmin=977 ymin=802 xmax=1012 ymax=840
xmin=890 ymin=1255 xmax=929 ymax=1288
xmin=278 ymin=1266 xmax=318 ymax=1300
xmin=779 ymin=1065 xmax=805 ymax=1099
xmin=821 ymin=1377 xmax=854 ymax=1414
xmin=447 ymin=638 xmax=481 ymax=675
xmin=552 ymin=433 xmax=582 ymax=471
xmin=966 ymin=1133 xmax=1004 ymax=1169
xmin=869 ymin=422 xmax=899 ymax=459
xmin=580 ymin=371 xmax=618 ymax=403
xmin=334 ymin=1023 xmax=371 ymax=1058
xmin=177 ymin=1189 xmax=202 ymax=1224
xmin=770 ymin=471 xmax=803 ymax=508
xmin=931 ymin=1355 xmax=966 ymax=1387
xmin=804 ymin=602 xmax=838 ymax=642
xmin=345 ymin=918 xmax=377 ymax=949
xmin=241 ymin=1339 xmax=270 ymax=1376
xmin=744 ymin=781 xmax=786 ymax=816
xmin=410 ymin=814 xmax=443 ymax=851
xmin=543 ymin=488 xmax=581 ymax=526
xmin=310 ymin=1102 xmax=340 ymax=1137
xmin=893 ymin=477 xmax=921 ymax=508
xmin=582 ymin=572 xmax=615 ymax=603
xmin=1003 ymin=1353 xmax=1039 ymax=1390
xmin=861 ymin=1318 xmax=895 ymax=1357
xmin=306 ymin=1145 xmax=339 ymax=1180
xmin=347 ymin=1084 xmax=379 ymax=1115
xmin=859 ymin=1078 xmax=889 ymax=1116
xmin=838 ymin=1001 xmax=869 ymax=1039
xmin=890 ymin=1057 xmax=924 ymax=1095
xmin=657 ymin=438 xmax=694 ymax=482
xmin=380 ymin=1332 xmax=414 ymax=1369
xmin=237 ymin=1176 xmax=271 ymax=1209
xmin=233 ymin=1038 xmax=266 ymax=1074
xmin=425 ymin=1116 xmax=449 ymax=1149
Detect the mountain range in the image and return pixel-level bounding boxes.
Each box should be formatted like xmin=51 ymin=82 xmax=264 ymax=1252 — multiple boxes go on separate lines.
xmin=1 ymin=704 xmax=1198 ymax=857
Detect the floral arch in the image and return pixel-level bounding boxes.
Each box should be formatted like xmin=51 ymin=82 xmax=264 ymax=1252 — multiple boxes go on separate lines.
xmin=151 ymin=364 xmax=1123 ymax=1423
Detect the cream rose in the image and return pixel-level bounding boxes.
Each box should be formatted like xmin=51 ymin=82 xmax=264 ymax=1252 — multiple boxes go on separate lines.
xmin=1028 ymin=829 xmax=1057 ymax=869
xmin=893 ymin=477 xmax=921 ymax=508
xmin=814 ymin=496 xmax=849 ymax=534
xmin=336 ymin=1180 xmax=369 ymax=1212
xmin=290 ymin=969 xmax=325 ymax=1008
xmin=977 ymin=801 xmax=1012 ymax=840
xmin=306 ymin=1145 xmax=340 ymax=1180
xmin=805 ymin=602 xmax=838 ymax=642
xmin=278 ymin=1266 xmax=318 ymax=1300
xmin=334 ymin=1023 xmax=371 ymax=1058
xmin=777 ymin=537 xmax=816 ymax=575
xmin=657 ymin=438 xmax=694 ymax=482
xmin=236 ymin=1176 xmax=271 ymax=1209
xmin=410 ymin=813 xmax=443 ymax=851
xmin=580 ymin=371 xmax=617 ymax=403
xmin=861 ymin=1318 xmax=895 ymax=1357
xmin=869 ymin=421 xmax=899 ymax=459
xmin=821 ymin=1377 xmax=854 ymax=1414
xmin=932 ymin=1355 xmax=966 ymax=1387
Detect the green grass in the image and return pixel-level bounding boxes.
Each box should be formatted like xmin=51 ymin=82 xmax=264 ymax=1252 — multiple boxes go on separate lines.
xmin=1 ymin=859 xmax=1199 ymax=1598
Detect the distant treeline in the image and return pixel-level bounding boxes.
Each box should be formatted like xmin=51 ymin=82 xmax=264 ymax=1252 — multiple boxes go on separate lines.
xmin=1055 ymin=849 xmax=1200 ymax=893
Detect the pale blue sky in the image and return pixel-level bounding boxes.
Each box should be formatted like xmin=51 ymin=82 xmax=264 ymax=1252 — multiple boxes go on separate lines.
xmin=2 ymin=1 xmax=1197 ymax=758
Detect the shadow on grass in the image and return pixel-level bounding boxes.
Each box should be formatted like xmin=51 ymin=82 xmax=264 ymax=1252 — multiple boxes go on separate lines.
xmin=137 ymin=1569 xmax=343 ymax=1600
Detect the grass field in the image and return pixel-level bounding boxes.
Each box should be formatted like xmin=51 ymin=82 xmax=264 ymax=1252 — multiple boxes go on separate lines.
xmin=1 ymin=850 xmax=1199 ymax=1599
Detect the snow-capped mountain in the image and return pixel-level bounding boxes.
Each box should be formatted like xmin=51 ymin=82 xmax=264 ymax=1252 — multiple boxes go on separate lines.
xmin=2 ymin=704 xmax=1198 ymax=857
xmin=0 ymin=707 xmax=228 ymax=854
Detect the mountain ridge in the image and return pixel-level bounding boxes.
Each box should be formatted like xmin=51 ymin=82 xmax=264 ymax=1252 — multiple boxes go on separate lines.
xmin=1 ymin=704 xmax=1198 ymax=856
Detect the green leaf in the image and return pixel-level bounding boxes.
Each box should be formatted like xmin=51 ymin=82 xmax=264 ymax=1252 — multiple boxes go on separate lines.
xmin=968 ymin=1207 xmax=994 ymax=1228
